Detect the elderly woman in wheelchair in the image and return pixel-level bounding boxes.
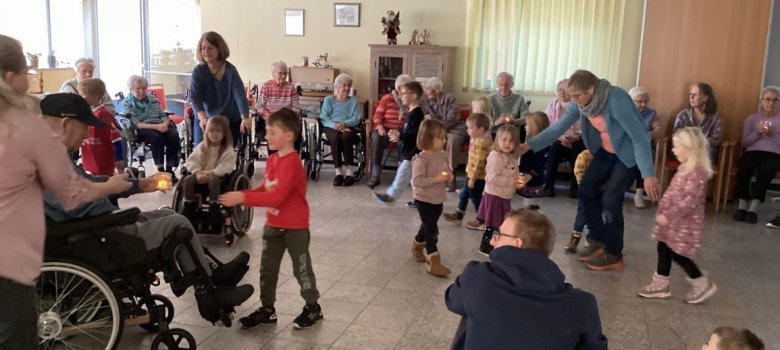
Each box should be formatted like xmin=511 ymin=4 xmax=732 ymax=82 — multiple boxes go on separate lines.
xmin=320 ymin=73 xmax=362 ymax=186
xmin=122 ymin=75 xmax=182 ymax=181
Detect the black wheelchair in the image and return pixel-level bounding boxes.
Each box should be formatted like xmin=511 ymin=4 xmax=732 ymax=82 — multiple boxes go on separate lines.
xmin=171 ymin=169 xmax=254 ymax=246
xmin=300 ymin=116 xmax=366 ymax=182
xmin=39 ymin=208 xmax=243 ymax=349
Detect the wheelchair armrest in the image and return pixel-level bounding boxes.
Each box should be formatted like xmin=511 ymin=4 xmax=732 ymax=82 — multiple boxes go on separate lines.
xmin=47 ymin=208 xmax=141 ymax=236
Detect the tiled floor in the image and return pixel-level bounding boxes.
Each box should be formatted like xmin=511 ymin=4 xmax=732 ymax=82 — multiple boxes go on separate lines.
xmin=116 ymin=167 xmax=780 ymax=350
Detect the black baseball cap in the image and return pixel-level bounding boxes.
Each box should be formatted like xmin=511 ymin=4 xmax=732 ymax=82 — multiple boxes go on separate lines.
xmin=40 ymin=93 xmax=106 ymax=127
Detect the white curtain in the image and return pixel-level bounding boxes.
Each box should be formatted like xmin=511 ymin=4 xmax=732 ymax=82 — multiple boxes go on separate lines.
xmin=463 ymin=0 xmax=626 ymax=94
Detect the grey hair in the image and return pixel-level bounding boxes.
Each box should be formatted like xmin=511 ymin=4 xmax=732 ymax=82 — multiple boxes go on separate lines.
xmin=424 ymin=77 xmax=444 ymax=93
xmin=394 ymin=74 xmax=413 ymax=90
xmin=557 ymin=79 xmax=569 ymax=88
xmin=496 ymin=72 xmax=514 ymax=83
xmin=74 ymin=57 xmax=95 ymax=70
xmin=271 ymin=60 xmax=288 ymax=72
xmin=127 ymin=75 xmax=149 ymax=89
xmin=761 ymin=85 xmax=780 ymax=98
xmin=628 ymin=86 xmax=649 ymax=100
xmin=334 ymin=73 xmax=353 ymax=91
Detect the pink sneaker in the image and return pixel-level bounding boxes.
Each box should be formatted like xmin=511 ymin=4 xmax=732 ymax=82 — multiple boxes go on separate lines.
xmin=637 ymin=272 xmax=671 ymax=299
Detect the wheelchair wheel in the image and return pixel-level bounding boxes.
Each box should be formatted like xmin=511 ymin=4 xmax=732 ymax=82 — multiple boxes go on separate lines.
xmin=139 ymin=294 xmax=175 ymax=332
xmin=37 ymin=261 xmax=124 ymax=349
xmin=171 ymin=180 xmax=186 ymax=213
xmin=245 ymin=159 xmax=255 ymax=177
xmin=231 ymin=173 xmax=254 ymax=237
xmin=151 ymin=328 xmax=196 ymax=350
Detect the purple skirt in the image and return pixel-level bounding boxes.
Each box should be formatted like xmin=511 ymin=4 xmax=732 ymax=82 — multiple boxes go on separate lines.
xmin=476 ymin=193 xmax=512 ymax=228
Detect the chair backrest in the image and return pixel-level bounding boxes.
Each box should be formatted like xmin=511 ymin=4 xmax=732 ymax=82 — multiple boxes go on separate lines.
xmin=148 ymin=84 xmax=168 ymax=110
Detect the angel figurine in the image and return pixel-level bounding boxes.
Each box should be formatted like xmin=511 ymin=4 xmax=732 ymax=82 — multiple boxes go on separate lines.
xmin=314 ymin=52 xmax=330 ymax=68
xmin=381 ymin=10 xmax=401 ymax=45
xmin=421 ymin=29 xmax=432 ymax=45
xmin=408 ymin=30 xmax=419 ymax=45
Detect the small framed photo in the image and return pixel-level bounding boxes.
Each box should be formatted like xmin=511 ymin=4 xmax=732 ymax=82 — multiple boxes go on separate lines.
xmin=334 ymin=3 xmax=360 ymax=27
xmin=285 ymin=9 xmax=304 ymax=36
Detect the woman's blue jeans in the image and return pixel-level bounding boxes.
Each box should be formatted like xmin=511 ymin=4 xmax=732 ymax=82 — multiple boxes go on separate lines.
xmin=578 ymin=149 xmax=638 ymax=257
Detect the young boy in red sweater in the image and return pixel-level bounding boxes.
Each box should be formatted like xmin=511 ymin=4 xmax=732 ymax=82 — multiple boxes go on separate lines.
xmin=78 ymin=78 xmax=124 ymax=176
xmin=220 ymin=108 xmax=323 ymax=330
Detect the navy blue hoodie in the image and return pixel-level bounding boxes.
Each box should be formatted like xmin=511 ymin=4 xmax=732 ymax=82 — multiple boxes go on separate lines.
xmin=445 ymin=247 xmax=607 ymax=350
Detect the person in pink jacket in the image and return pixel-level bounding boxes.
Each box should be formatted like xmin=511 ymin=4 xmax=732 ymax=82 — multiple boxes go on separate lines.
xmin=0 ymin=34 xmax=131 ymax=349
xmin=637 ymin=127 xmax=717 ymax=304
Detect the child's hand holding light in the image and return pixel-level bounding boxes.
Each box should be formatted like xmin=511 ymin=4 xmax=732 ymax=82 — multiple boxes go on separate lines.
xmin=220 ymin=191 xmax=245 ymax=207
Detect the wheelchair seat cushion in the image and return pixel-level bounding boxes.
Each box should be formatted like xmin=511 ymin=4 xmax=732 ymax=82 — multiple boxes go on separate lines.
xmin=47 ymin=208 xmax=141 ymax=237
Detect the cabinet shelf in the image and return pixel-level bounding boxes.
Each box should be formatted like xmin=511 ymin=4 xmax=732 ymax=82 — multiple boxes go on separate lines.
xmin=369 ymin=44 xmax=455 ymax=105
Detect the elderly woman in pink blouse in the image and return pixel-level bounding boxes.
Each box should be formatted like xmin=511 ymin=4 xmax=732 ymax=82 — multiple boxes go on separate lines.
xmin=0 ymin=35 xmax=130 ymax=349
xmin=733 ymin=86 xmax=780 ymax=224
xmin=543 ymin=79 xmax=585 ymax=198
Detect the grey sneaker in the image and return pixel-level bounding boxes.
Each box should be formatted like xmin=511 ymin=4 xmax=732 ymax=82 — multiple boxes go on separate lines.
xmin=373 ymin=193 xmax=395 ymax=206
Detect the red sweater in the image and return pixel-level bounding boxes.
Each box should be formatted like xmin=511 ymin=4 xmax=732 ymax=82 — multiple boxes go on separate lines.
xmin=81 ymin=105 xmax=122 ymax=176
xmin=372 ymin=92 xmax=405 ymax=131
xmin=242 ymin=151 xmax=309 ymax=229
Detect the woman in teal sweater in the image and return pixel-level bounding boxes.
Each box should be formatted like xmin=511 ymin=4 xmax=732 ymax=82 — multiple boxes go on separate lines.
xmin=320 ymin=73 xmax=361 ymax=186
xmin=520 ymin=69 xmax=659 ymax=271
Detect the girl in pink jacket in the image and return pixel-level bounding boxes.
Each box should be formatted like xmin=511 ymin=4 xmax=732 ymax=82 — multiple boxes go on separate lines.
xmin=638 ymin=127 xmax=717 ymax=304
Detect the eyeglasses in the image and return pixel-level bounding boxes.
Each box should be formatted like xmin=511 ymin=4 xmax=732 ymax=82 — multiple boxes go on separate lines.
xmin=762 ymin=98 xmax=779 ymax=102
xmin=689 ymin=93 xmax=702 ymax=98
xmin=491 ymin=230 xmax=518 ymax=241
xmin=273 ymin=72 xmax=288 ymax=76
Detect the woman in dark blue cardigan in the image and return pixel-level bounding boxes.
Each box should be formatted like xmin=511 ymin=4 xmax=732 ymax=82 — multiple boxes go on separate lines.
xmin=520 ymin=69 xmax=659 ymax=271
xmin=189 ymin=31 xmax=249 ymax=146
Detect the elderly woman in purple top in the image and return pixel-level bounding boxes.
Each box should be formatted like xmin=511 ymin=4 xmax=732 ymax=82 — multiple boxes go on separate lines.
xmin=628 ymin=86 xmax=662 ymax=208
xmin=733 ymin=86 xmax=780 ymax=224
xmin=189 ymin=31 xmax=250 ymax=145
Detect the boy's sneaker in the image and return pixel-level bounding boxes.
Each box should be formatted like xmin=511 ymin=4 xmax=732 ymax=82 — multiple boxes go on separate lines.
xmin=292 ymin=304 xmax=323 ymax=329
xmin=766 ymin=215 xmax=780 ymax=229
xmin=373 ymin=193 xmax=395 ymax=206
xmin=465 ymin=220 xmax=485 ymax=231
xmin=405 ymin=201 xmax=417 ymax=209
xmin=240 ymin=306 xmax=277 ymax=329
xmin=443 ymin=212 xmax=464 ymax=225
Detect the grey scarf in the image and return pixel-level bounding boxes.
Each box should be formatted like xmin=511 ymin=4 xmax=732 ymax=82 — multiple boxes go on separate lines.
xmin=578 ymin=79 xmax=612 ymax=118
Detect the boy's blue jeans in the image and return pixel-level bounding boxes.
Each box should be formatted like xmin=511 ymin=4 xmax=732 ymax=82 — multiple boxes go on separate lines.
xmin=387 ymin=159 xmax=413 ymax=199
xmin=457 ymin=179 xmax=485 ymax=213
xmin=578 ymin=149 xmax=638 ymax=257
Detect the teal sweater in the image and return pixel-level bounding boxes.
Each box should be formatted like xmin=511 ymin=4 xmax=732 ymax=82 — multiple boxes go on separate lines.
xmin=529 ymin=87 xmax=655 ymax=178
xmin=320 ymin=96 xmax=361 ymax=129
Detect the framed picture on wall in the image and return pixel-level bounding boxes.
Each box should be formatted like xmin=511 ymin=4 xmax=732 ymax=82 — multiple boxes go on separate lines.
xmin=285 ymin=9 xmax=304 ymax=36
xmin=334 ymin=3 xmax=360 ymax=27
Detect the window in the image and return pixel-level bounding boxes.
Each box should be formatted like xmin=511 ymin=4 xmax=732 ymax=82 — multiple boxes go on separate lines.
xmin=49 ymin=0 xmax=86 ymax=67
xmin=147 ymin=0 xmax=201 ymax=96
xmin=97 ymin=0 xmax=143 ymax=96
xmin=463 ymin=0 xmax=627 ymax=94
xmin=0 ymin=0 xmax=80 ymax=68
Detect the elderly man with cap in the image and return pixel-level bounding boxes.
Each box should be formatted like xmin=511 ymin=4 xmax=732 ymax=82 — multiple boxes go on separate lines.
xmin=59 ymin=57 xmax=115 ymax=114
xmin=40 ymin=93 xmax=254 ymax=308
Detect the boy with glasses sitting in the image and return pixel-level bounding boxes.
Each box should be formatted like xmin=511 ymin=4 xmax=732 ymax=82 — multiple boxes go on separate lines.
xmin=445 ymin=206 xmax=608 ymax=350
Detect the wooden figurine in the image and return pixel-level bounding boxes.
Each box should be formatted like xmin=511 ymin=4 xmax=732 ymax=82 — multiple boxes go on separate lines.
xmin=408 ymin=30 xmax=419 ymax=45
xmin=381 ymin=10 xmax=401 ymax=45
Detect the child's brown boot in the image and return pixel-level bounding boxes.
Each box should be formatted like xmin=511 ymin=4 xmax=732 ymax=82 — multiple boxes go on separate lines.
xmin=411 ymin=240 xmax=426 ymax=263
xmin=426 ymin=252 xmax=451 ymax=277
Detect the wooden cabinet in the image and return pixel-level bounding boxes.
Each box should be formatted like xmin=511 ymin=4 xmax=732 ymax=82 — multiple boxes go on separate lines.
xmin=368 ymin=44 xmax=455 ymax=103
xmin=27 ymin=68 xmax=76 ymax=94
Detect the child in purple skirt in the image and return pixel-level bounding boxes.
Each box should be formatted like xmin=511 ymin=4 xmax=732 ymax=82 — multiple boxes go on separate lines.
xmin=476 ymin=124 xmax=530 ymax=255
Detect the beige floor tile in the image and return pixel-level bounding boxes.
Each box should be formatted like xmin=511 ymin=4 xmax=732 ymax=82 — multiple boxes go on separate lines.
xmin=331 ymin=324 xmax=404 ymax=350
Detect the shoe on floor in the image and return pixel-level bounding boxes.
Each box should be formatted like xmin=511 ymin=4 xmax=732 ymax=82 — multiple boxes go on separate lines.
xmin=465 ymin=220 xmax=485 ymax=231
xmin=542 ymin=187 xmax=555 ymax=197
xmin=585 ymin=252 xmax=625 ymax=271
xmin=733 ymin=209 xmax=747 ymax=222
xmin=563 ymin=232 xmax=582 ymax=254
xmin=240 ymin=306 xmax=277 ymax=329
xmin=766 ymin=215 xmax=780 ymax=229
xmin=367 ymin=176 xmax=380 ymax=189
xmin=478 ymin=239 xmax=493 ymax=256
xmin=342 ymin=175 xmax=356 ymax=187
xmin=685 ymin=274 xmax=717 ymax=304
xmin=373 ymin=193 xmax=395 ymax=206
xmin=411 ymin=240 xmax=426 ymax=263
xmin=634 ymin=194 xmax=646 ymax=208
xmin=405 ymin=201 xmax=417 ymax=209
xmin=745 ymin=211 xmax=758 ymax=224
xmin=211 ymin=251 xmax=250 ymax=288
xmin=577 ymin=239 xmax=604 ymax=262
xmin=443 ymin=212 xmax=464 ymax=225
xmin=293 ymin=304 xmax=323 ymax=329
xmin=425 ymin=251 xmax=451 ymax=277
xmin=333 ymin=175 xmax=344 ymax=186
xmin=637 ymin=272 xmax=672 ymax=299
xmin=446 ymin=181 xmax=457 ymax=192
xmin=215 ymin=284 xmax=254 ymax=308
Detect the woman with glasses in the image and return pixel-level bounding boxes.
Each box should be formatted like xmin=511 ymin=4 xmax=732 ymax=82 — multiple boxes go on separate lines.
xmin=672 ymin=82 xmax=724 ymax=161
xmin=189 ymin=31 xmax=250 ymax=145
xmin=732 ymin=86 xmax=780 ymax=224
